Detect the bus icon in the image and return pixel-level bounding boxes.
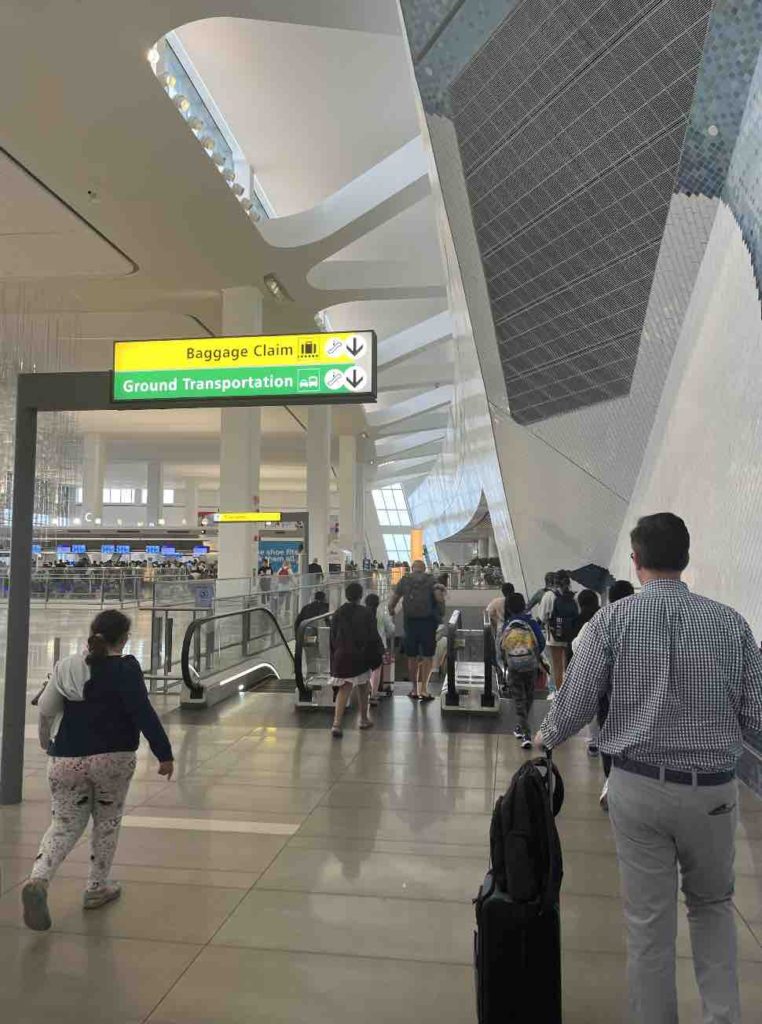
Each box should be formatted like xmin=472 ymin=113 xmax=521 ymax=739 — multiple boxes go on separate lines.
xmin=297 ymin=370 xmax=320 ymax=390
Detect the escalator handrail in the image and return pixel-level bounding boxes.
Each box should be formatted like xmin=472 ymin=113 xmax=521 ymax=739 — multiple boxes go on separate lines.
xmin=180 ymin=604 xmax=295 ymax=697
xmin=445 ymin=609 xmax=462 ymax=704
xmin=483 ymin=612 xmax=495 ymax=706
xmin=294 ymin=611 xmax=333 ymax=702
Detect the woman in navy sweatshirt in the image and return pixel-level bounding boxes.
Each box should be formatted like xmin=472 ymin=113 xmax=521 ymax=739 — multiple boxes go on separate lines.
xmin=22 ymin=609 xmax=174 ymax=931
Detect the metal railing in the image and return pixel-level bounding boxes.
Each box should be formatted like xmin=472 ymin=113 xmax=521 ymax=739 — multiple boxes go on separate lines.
xmin=180 ymin=605 xmax=295 ymax=699
xmin=294 ymin=611 xmax=332 ymax=704
xmin=443 ymin=608 xmax=496 ymax=709
xmin=148 ymin=571 xmax=392 ymax=692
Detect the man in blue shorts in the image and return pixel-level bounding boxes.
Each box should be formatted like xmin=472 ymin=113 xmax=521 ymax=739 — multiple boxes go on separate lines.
xmin=388 ymin=560 xmax=445 ymax=700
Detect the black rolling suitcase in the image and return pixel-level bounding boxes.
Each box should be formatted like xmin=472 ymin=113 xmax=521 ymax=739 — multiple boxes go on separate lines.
xmin=474 ymin=752 xmax=564 ymax=1023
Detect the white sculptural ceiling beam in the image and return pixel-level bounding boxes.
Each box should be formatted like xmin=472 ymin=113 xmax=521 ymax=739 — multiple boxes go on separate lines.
xmin=260 ymin=137 xmax=430 ymax=264
xmin=377 ymin=310 xmax=453 ymax=368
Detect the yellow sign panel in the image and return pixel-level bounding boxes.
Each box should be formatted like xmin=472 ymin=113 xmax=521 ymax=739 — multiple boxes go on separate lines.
xmin=214 ymin=512 xmax=282 ymax=524
xmin=114 ymin=335 xmax=366 ymax=372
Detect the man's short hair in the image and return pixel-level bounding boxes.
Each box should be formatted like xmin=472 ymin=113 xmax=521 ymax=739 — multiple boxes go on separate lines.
xmin=345 ymin=581 xmax=363 ymax=602
xmin=506 ymin=592 xmax=527 ymax=614
xmin=314 ymin=590 xmax=326 ymax=602
xmin=630 ymin=513 xmax=690 ymax=572
xmin=411 ymin=559 xmax=426 ymax=572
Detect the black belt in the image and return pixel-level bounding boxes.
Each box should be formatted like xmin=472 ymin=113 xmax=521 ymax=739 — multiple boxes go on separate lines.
xmin=612 ymin=756 xmax=734 ymax=787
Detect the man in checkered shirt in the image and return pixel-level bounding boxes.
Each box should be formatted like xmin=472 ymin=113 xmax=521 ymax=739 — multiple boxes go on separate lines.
xmin=537 ymin=513 xmax=762 ymax=1024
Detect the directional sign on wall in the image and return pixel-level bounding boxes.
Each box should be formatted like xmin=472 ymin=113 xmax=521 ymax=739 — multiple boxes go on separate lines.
xmin=111 ymin=331 xmax=377 ymax=408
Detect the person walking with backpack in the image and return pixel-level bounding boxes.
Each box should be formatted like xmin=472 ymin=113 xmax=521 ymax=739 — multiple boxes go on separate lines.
xmin=539 ymin=571 xmax=578 ymax=696
xmin=499 ymin=592 xmax=546 ymax=748
xmin=388 ymin=559 xmax=445 ymax=701
xmin=536 ymin=513 xmax=762 ymax=1024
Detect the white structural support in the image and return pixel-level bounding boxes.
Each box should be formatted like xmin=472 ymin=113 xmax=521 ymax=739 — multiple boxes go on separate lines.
xmin=184 ymin=478 xmax=199 ymax=527
xmin=306 ymin=406 xmax=331 ymax=570
xmin=82 ymin=433 xmax=105 ymax=523
xmin=146 ymin=461 xmax=163 ymax=526
xmin=217 ymin=286 xmax=263 ymax=581
xmin=338 ymin=435 xmax=365 ymax=565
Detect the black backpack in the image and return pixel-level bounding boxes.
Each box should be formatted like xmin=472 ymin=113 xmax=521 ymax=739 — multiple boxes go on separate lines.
xmin=489 ymin=757 xmax=564 ymax=909
xmin=550 ymin=591 xmax=579 ymax=643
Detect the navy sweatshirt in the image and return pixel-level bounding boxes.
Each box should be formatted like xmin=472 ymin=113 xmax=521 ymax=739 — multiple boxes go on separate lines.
xmin=50 ymin=655 xmax=173 ymax=762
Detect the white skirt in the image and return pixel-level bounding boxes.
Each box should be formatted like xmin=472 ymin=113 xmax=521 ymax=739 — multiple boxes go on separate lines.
xmin=330 ymin=671 xmax=370 ymax=688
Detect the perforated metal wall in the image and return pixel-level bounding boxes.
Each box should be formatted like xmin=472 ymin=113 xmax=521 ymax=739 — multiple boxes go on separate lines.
xmin=449 ymin=0 xmax=712 ymax=423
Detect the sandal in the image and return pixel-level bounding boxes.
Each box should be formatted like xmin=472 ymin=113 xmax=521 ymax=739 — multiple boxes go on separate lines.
xmin=331 ymin=726 xmax=343 ymax=738
xmin=408 ymin=691 xmax=420 ymax=700
xmin=359 ymin=720 xmax=374 ymax=730
xmin=419 ymin=693 xmax=435 ymax=701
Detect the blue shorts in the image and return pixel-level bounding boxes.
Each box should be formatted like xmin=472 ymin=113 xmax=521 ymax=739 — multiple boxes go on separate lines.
xmin=403 ymin=617 xmax=437 ymax=658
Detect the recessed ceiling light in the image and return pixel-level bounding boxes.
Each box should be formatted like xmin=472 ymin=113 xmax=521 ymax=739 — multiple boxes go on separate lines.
xmin=263 ymin=273 xmax=292 ymax=303
xmin=707 ymin=124 xmax=719 ymax=137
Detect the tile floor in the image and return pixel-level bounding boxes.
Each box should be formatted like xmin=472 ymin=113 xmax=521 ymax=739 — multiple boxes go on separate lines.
xmin=0 ymin=618 xmax=760 ymax=1022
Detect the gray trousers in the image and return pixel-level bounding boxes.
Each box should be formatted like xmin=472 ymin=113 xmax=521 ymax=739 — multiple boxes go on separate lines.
xmin=608 ymin=767 xmax=740 ymax=1024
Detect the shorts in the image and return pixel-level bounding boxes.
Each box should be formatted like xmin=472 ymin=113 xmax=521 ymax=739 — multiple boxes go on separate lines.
xmin=403 ymin=617 xmax=437 ymax=658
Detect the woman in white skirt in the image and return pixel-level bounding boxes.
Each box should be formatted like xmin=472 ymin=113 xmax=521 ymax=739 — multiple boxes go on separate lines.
xmin=329 ymin=581 xmax=383 ymax=737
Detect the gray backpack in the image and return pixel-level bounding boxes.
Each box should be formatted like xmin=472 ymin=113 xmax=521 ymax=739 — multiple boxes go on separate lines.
xmin=403 ymin=574 xmax=436 ymax=619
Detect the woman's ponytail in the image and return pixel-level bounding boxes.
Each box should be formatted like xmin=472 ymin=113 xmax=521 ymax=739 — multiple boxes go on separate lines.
xmin=85 ymin=609 xmax=131 ymax=666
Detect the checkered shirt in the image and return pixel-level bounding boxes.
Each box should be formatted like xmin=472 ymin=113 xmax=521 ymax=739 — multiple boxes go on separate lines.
xmin=539 ymin=579 xmax=762 ymax=772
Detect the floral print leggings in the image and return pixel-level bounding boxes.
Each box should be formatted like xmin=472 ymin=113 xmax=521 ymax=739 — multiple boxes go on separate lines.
xmin=31 ymin=752 xmax=136 ymax=891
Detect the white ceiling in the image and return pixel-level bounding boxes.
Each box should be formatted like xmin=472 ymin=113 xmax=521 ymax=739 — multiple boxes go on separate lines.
xmin=0 ymin=0 xmax=451 ymax=496
xmin=175 ymin=17 xmax=420 ymax=215
xmin=0 ymin=152 xmax=133 ymax=279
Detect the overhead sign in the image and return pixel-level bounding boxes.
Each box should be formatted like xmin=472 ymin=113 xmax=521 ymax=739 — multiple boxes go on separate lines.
xmin=214 ymin=511 xmax=282 ymax=524
xmin=111 ymin=332 xmax=376 ymax=407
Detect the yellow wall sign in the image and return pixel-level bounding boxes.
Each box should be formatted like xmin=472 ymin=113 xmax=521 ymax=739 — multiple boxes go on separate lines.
xmin=112 ymin=332 xmax=376 ymax=406
xmin=214 ymin=512 xmax=283 ymax=524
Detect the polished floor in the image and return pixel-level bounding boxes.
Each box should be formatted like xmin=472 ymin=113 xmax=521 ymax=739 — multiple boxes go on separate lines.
xmin=0 ymin=618 xmax=760 ymax=1022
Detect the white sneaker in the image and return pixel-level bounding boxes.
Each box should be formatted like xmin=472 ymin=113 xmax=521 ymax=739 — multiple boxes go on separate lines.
xmin=546 ymin=690 xmax=557 ymax=701
xmin=83 ymin=882 xmax=122 ymax=910
xmin=599 ymin=779 xmax=609 ymax=813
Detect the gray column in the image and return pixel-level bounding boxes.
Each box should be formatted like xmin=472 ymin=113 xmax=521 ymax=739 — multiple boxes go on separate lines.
xmin=306 ymin=406 xmax=331 ymax=569
xmin=183 ymin=478 xmax=199 ymax=526
xmin=217 ymin=286 xmax=263 ymax=580
xmin=82 ymin=433 xmax=105 ymax=523
xmin=146 ymin=461 xmax=163 ymax=526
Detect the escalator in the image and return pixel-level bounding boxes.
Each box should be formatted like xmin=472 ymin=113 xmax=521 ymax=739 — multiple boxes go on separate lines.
xmin=440 ymin=609 xmax=501 ymax=716
xmin=179 ymin=605 xmax=346 ymax=710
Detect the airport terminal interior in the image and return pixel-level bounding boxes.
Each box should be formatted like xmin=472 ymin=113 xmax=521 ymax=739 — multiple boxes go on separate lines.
xmin=0 ymin=1 xmax=761 ymax=1021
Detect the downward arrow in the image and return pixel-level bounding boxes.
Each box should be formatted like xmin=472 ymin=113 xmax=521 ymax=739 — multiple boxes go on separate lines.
xmin=346 ymin=369 xmax=362 ymax=389
xmin=346 ymin=337 xmax=363 ymax=357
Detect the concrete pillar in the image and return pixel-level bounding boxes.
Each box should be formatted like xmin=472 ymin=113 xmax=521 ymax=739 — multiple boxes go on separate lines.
xmin=82 ymin=434 xmax=105 ymax=523
xmin=477 ymin=536 xmax=490 ymax=560
xmin=146 ymin=461 xmax=163 ymax=526
xmin=217 ymin=286 xmax=263 ymax=580
xmin=487 ymin=534 xmax=498 ymax=559
xmin=306 ymin=406 xmax=331 ymax=569
xmin=339 ymin=436 xmax=368 ymax=565
xmin=184 ymin=478 xmax=199 ymax=526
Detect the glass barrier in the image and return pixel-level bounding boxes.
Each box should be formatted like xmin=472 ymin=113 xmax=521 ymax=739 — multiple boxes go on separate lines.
xmin=149 ymin=571 xmax=393 ymax=691
xmin=180 ymin=605 xmax=295 ymax=699
xmin=444 ymin=609 xmax=496 ymax=709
